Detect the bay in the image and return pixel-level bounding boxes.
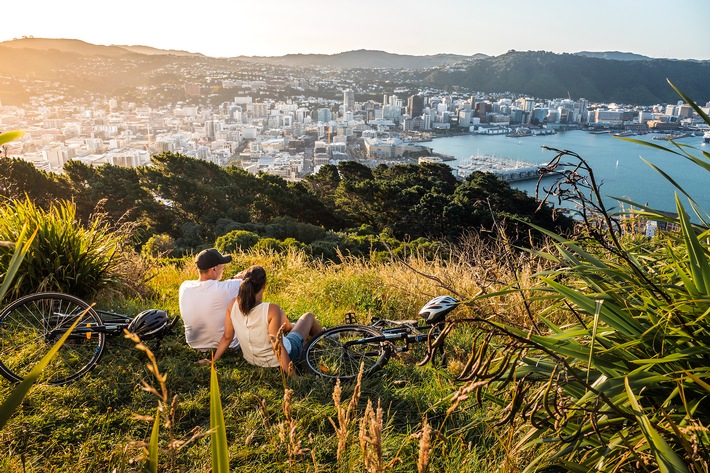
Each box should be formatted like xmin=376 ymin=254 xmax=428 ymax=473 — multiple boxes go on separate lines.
xmin=428 ymin=131 xmax=710 ymax=216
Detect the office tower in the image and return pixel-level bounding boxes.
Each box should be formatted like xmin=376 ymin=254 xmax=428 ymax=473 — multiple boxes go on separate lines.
xmin=317 ymin=108 xmax=332 ymax=122
xmin=343 ymin=89 xmax=355 ymax=116
xmin=407 ymin=95 xmax=424 ymax=117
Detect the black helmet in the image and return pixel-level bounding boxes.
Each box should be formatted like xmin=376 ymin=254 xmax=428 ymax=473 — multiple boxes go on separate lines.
xmin=128 ymin=309 xmax=169 ymax=340
xmin=418 ymin=296 xmax=459 ymax=324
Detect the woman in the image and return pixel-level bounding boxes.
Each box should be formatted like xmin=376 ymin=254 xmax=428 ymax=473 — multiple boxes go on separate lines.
xmin=213 ymin=265 xmax=322 ymax=375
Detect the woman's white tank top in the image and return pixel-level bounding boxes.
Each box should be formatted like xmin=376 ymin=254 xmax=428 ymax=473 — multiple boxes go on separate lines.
xmin=231 ymin=302 xmax=280 ymax=368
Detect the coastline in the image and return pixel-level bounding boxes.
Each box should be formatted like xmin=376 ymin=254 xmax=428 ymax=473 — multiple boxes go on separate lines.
xmin=425 ymin=130 xmax=710 ymax=215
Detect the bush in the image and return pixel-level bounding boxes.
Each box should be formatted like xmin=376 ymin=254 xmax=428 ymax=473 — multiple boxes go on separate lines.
xmin=0 ymin=198 xmax=127 ymax=299
xmin=215 ymin=229 xmax=260 ymax=253
xmin=308 ymin=240 xmax=340 ymax=262
xmin=252 ymin=237 xmax=286 ymax=253
xmin=141 ymin=234 xmax=176 ymax=259
xmin=263 ymin=216 xmax=326 ymax=244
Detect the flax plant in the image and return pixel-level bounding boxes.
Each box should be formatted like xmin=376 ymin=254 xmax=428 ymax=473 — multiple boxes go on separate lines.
xmin=0 ymin=198 xmax=125 ymax=299
xmin=210 ymin=359 xmax=229 ymax=473
xmin=439 ymin=85 xmax=710 ymax=472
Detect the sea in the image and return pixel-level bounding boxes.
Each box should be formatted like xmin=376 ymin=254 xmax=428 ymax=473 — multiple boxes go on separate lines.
xmin=427 ymin=130 xmax=710 ymax=217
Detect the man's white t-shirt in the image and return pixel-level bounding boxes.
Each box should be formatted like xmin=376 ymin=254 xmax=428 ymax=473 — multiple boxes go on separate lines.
xmin=179 ymin=278 xmax=241 ymax=350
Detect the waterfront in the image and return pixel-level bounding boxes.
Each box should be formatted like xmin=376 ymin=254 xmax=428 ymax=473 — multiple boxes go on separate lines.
xmin=429 ymin=131 xmax=710 ymax=215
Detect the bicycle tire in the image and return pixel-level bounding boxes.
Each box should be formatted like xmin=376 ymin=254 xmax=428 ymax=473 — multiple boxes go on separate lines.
xmin=0 ymin=292 xmax=106 ymax=385
xmin=303 ymin=325 xmax=390 ymax=380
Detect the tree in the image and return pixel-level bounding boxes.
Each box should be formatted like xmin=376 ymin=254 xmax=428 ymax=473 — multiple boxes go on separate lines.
xmin=63 ymin=161 xmax=166 ymax=237
xmin=0 ymin=158 xmax=68 ymax=208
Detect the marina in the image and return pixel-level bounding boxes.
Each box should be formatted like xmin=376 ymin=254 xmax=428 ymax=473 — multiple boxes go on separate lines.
xmin=427 ymin=130 xmax=710 ymax=215
xmin=456 ymin=154 xmax=542 ymax=182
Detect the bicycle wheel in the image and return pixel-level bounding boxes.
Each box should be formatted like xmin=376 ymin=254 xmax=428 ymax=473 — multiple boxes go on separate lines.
xmin=0 ymin=292 xmax=106 ymax=385
xmin=303 ymin=325 xmax=390 ymax=381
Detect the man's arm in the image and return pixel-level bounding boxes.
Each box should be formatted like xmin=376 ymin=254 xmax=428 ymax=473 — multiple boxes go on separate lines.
xmin=212 ymin=299 xmax=237 ymax=362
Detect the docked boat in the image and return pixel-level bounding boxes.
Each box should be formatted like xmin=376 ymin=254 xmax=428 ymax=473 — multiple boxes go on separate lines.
xmin=652 ymin=132 xmax=694 ymax=140
xmin=704 ymin=131 xmax=710 ymax=144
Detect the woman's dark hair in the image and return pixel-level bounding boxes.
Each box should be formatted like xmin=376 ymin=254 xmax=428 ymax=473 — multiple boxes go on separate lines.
xmin=237 ymin=265 xmax=267 ymax=315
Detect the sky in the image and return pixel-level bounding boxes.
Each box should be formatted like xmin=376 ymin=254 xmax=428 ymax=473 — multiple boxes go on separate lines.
xmin=3 ymin=0 xmax=709 ymax=59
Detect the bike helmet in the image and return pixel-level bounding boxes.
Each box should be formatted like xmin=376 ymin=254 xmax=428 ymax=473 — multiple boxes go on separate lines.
xmin=418 ymin=296 xmax=459 ymax=324
xmin=127 ymin=309 xmax=169 ymax=340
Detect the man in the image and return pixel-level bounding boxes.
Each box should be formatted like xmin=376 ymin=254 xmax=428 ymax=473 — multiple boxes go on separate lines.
xmin=179 ymin=248 xmax=242 ymax=353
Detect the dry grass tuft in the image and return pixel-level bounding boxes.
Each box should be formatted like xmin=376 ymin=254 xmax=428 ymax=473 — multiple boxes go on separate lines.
xmin=279 ymin=388 xmax=307 ymax=471
xmin=330 ymin=363 xmax=364 ymax=463
xmin=358 ymin=399 xmax=384 ymax=473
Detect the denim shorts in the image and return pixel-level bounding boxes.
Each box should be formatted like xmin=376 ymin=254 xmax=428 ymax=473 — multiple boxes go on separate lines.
xmin=282 ymin=332 xmax=304 ymax=361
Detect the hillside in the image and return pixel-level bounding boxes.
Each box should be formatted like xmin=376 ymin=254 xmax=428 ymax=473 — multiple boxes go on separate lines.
xmin=0 ymin=37 xmax=204 ymax=58
xmin=0 ymin=37 xmax=134 ymax=58
xmin=0 ymin=39 xmax=708 ymax=104
xmin=245 ymin=49 xmax=487 ymax=69
xmin=424 ymin=50 xmax=710 ymax=103
xmin=114 ymin=44 xmax=204 ymax=57
xmin=574 ymin=51 xmax=651 ymax=61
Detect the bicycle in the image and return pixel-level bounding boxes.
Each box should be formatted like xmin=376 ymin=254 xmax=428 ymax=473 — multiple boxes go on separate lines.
xmin=0 ymin=291 xmax=171 ymax=386
xmin=302 ymin=296 xmax=460 ymax=380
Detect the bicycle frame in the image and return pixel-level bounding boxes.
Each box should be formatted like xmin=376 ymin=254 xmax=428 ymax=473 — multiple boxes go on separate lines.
xmin=369 ymin=319 xmax=440 ymax=352
xmin=44 ymin=309 xmax=133 ymax=341
xmin=303 ymin=317 xmax=447 ymax=380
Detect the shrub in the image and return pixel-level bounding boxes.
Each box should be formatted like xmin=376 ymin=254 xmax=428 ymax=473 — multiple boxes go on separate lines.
xmin=0 ymin=198 xmax=127 ymax=299
xmin=263 ymin=216 xmax=326 ymax=244
xmin=141 ymin=234 xmax=177 ymax=259
xmin=253 ymin=237 xmax=286 ymax=253
xmin=215 ymin=229 xmax=260 ymax=253
xmin=308 ymin=240 xmax=340 ymax=262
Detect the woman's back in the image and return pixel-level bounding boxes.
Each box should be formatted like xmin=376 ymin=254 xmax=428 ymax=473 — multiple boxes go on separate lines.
xmin=230 ymin=302 xmax=280 ymax=368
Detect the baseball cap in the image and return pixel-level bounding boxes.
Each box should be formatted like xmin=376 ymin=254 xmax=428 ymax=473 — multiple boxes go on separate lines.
xmin=195 ymin=248 xmax=232 ymax=270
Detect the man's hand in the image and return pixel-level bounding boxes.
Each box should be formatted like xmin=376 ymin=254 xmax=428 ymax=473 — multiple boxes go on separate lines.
xmin=196 ymin=358 xmax=211 ymax=365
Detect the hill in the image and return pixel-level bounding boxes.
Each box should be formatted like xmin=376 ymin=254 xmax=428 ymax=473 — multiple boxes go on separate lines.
xmin=114 ymin=44 xmax=205 ymax=57
xmin=0 ymin=39 xmax=707 ymax=105
xmin=0 ymin=37 xmax=204 ymax=58
xmin=423 ymin=50 xmax=710 ymax=103
xmin=574 ymin=51 xmax=651 ymax=61
xmin=0 ymin=37 xmax=133 ymax=57
xmin=244 ymin=49 xmax=487 ymax=69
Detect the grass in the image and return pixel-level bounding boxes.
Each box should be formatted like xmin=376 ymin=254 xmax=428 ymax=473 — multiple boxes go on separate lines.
xmin=0 ymin=241 xmax=540 ymax=472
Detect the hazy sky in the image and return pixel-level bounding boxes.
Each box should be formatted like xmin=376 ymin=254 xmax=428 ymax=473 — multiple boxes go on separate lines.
xmin=3 ymin=0 xmax=709 ymax=59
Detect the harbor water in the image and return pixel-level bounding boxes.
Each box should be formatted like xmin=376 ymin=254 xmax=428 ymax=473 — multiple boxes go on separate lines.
xmin=428 ymin=131 xmax=710 ymax=216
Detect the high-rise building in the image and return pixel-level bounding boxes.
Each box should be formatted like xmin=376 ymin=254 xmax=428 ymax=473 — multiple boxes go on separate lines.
xmin=317 ymin=108 xmax=332 ymax=122
xmin=407 ymin=95 xmax=424 ymax=117
xmin=343 ymin=89 xmax=355 ymax=116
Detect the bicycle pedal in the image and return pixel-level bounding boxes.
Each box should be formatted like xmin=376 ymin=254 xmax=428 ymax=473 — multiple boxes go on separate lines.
xmin=344 ymin=312 xmax=357 ymax=324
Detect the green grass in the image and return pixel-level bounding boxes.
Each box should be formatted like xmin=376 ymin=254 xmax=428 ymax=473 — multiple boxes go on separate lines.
xmin=0 ymin=247 xmax=517 ymax=472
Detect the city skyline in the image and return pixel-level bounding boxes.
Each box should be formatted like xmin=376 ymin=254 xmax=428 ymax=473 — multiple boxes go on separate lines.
xmin=2 ymin=0 xmax=709 ymax=60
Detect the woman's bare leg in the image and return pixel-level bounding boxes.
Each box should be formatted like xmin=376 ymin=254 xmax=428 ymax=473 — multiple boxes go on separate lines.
xmin=292 ymin=312 xmax=322 ymax=340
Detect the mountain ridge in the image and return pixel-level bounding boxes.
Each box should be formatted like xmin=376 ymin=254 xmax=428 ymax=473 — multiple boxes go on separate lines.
xmin=1 ymin=38 xmax=679 ymax=65
xmin=0 ymin=37 xmax=204 ymax=58
xmin=0 ymin=38 xmax=707 ymax=105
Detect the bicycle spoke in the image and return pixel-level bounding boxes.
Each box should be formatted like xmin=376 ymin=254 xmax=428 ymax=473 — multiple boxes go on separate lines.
xmin=0 ymin=293 xmax=106 ymax=385
xmin=304 ymin=326 xmax=388 ymax=380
